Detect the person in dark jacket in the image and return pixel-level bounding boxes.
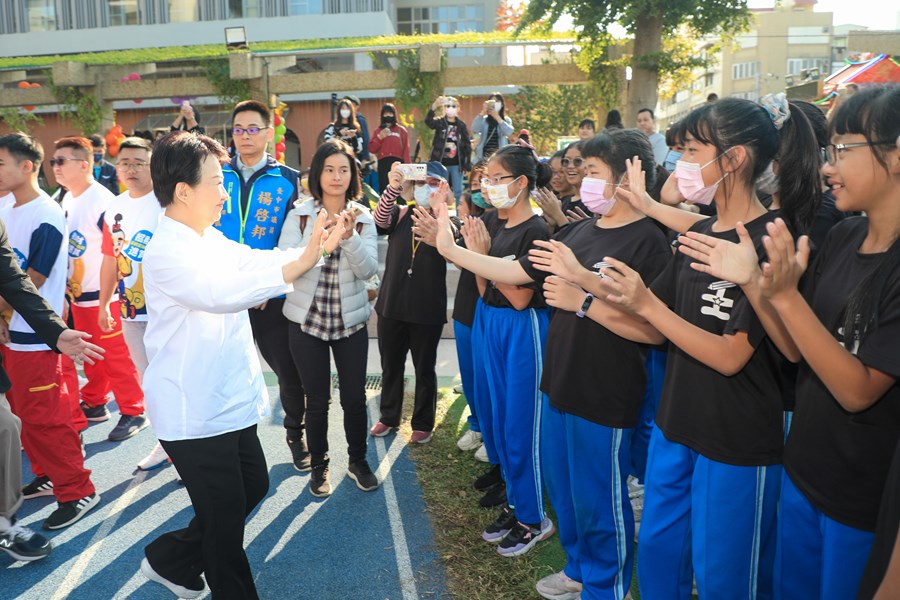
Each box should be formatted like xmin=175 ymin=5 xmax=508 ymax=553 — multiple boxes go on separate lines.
xmin=88 ymin=134 xmax=119 ymax=195
xmin=426 ymin=95 xmax=472 ymax=207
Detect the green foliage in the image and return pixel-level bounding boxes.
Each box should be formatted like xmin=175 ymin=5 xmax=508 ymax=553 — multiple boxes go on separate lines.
xmin=0 ymin=30 xmax=576 ymax=69
xmin=201 ymin=58 xmax=251 ymax=107
xmin=390 ymin=50 xmax=445 ymax=143
xmin=0 ymin=108 xmax=44 ymax=133
xmin=515 ymin=84 xmax=605 ymax=154
xmin=46 ymin=71 xmax=104 ymax=135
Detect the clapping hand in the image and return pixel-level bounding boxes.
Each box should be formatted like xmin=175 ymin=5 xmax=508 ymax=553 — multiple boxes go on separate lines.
xmin=677 ymin=222 xmax=760 ymax=286
xmin=543 ymin=276 xmax=586 ymax=313
xmin=432 ymin=202 xmax=457 ymax=257
xmin=460 ymin=215 xmax=491 ymax=255
xmin=528 ymin=239 xmax=584 ymax=283
xmin=411 ymin=205 xmax=439 ymax=246
xmin=597 ymin=257 xmax=652 ymax=314
xmin=566 ymin=206 xmax=591 ymax=222
xmin=614 ymin=157 xmax=655 ymax=215
xmin=532 ymin=187 xmax=565 ymax=225
xmin=759 ymin=218 xmax=809 ymax=304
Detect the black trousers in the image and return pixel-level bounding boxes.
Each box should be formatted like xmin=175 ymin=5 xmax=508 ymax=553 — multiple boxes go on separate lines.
xmin=146 ymin=425 xmax=268 ymax=600
xmin=249 ymin=298 xmax=306 ymax=441
xmin=376 ymin=314 xmax=443 ymax=432
xmin=377 ymin=156 xmax=402 ymax=194
xmin=288 ymin=326 xmax=369 ymax=465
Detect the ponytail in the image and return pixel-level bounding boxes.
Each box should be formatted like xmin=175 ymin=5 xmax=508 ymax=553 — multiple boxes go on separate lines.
xmin=775 ymin=102 xmax=822 ymax=235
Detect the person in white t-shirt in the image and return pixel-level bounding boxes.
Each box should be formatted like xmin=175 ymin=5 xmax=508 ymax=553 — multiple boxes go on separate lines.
xmin=96 ymin=137 xmax=171 ymax=472
xmin=54 ymin=137 xmax=146 ymax=443
xmin=139 ymin=131 xmax=350 ymax=600
xmin=0 ymin=132 xmax=104 ymax=532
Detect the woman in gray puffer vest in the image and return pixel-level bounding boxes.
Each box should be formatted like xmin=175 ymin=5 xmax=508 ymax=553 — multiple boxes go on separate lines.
xmin=278 ymin=139 xmax=379 ymax=499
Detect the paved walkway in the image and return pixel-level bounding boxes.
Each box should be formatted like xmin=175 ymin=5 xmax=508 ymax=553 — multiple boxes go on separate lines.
xmin=4 ymin=340 xmax=462 ymax=600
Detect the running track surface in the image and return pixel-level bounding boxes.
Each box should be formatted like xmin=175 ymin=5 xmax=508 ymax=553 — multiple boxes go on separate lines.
xmin=4 ymin=385 xmax=450 ymax=600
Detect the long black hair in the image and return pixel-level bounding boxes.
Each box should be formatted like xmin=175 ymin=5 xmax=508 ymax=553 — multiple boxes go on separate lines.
xmin=833 ymin=85 xmax=900 ymax=343
xmin=489 ymin=92 xmax=507 ymax=121
xmin=307 ymin=138 xmax=362 ymax=202
xmin=680 ymin=97 xmax=820 ymax=234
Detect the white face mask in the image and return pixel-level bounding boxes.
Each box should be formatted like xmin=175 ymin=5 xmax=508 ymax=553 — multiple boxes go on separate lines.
xmin=484 ymin=178 xmax=520 ymax=209
xmin=414 ymin=184 xmax=438 ymax=207
xmin=493 ymin=101 xmax=503 ymax=113
xmin=340 ymin=109 xmax=351 ymax=119
xmin=445 ymin=107 xmax=458 ymax=118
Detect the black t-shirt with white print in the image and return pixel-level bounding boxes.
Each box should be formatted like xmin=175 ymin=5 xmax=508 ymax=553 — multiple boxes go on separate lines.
xmin=482 ymin=214 xmax=549 ymax=310
xmin=650 ymin=211 xmax=785 ymax=466
xmin=520 ymin=217 xmax=672 ymax=427
xmin=785 ymin=217 xmax=900 ymax=531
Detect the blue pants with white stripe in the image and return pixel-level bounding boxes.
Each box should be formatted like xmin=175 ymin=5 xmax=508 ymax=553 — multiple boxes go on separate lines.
xmin=480 ymin=302 xmax=549 ymax=525
xmin=631 ymin=349 xmax=666 ymax=483
xmin=542 ymin=398 xmax=634 ymax=600
xmin=775 ymin=472 xmax=873 ymax=600
xmin=637 ymin=426 xmax=780 ymax=600
xmin=453 ymin=320 xmax=479 ymax=433
xmin=470 ymin=300 xmax=498 ymax=463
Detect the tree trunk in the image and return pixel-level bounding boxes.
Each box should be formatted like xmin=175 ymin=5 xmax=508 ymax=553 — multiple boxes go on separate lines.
xmin=626 ymin=10 xmax=663 ymax=127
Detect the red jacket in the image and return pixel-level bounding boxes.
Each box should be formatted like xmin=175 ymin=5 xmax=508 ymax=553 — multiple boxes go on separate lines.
xmin=369 ymin=125 xmax=410 ymax=163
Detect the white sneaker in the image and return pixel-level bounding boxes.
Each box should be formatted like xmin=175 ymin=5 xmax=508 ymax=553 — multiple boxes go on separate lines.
xmin=137 ymin=442 xmax=169 ymax=471
xmin=457 ymin=430 xmax=483 ymax=452
xmin=535 ymin=570 xmax=582 ymax=600
xmin=140 ymin=557 xmax=203 ymax=599
xmin=474 ymin=443 xmax=489 ymax=463
xmin=628 ymin=476 xmax=644 ymax=541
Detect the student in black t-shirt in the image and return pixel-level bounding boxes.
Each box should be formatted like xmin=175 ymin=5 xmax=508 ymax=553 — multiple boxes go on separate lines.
xmin=583 ymin=98 xmax=807 ymax=599
xmin=426 ymin=96 xmax=472 ymax=208
xmin=451 ymin=129 xmax=671 ymax=598
xmin=684 ymin=86 xmax=900 ymax=599
xmin=432 ymin=143 xmax=553 ymax=558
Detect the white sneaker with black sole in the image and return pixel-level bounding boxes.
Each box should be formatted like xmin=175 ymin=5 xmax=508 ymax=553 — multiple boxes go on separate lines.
xmin=43 ymin=493 xmax=100 ymax=530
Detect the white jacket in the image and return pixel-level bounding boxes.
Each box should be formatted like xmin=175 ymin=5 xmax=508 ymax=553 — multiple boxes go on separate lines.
xmin=277 ymin=198 xmax=378 ymax=331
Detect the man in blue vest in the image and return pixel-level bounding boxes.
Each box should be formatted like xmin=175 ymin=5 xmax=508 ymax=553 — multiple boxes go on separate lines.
xmin=217 ymin=99 xmax=309 ymax=471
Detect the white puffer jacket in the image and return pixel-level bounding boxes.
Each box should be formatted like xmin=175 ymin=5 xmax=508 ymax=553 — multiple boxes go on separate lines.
xmin=277 ymin=198 xmax=378 ymax=331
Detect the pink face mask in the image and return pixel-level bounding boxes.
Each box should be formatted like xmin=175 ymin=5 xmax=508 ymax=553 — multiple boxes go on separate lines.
xmin=580 ymin=177 xmax=616 ymax=215
xmin=673 ymin=155 xmax=729 ymax=206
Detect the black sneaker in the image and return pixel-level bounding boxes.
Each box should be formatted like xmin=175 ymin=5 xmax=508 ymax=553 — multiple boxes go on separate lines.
xmin=348 ymin=460 xmax=379 ymax=492
xmin=286 ymin=436 xmax=311 ymax=472
xmin=80 ymin=401 xmax=110 ymax=422
xmin=497 ymin=518 xmax=555 ymax=557
xmin=0 ymin=516 xmax=52 ymax=562
xmin=482 ymin=504 xmax=517 ymax=543
xmin=309 ymin=462 xmax=332 ymax=498
xmin=43 ymin=493 xmax=101 ymax=530
xmin=108 ymin=414 xmax=148 ymax=442
xmin=474 ymin=464 xmax=503 ymax=491
xmin=479 ymin=482 xmax=507 ymax=508
xmin=22 ymin=476 xmax=53 ymax=499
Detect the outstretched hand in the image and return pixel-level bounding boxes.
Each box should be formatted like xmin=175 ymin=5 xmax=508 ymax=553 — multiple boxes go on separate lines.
xmin=677 ymin=221 xmax=760 ymax=286
xmin=57 ymin=329 xmax=105 ymax=365
xmin=432 ymin=202 xmax=457 ymax=257
xmin=597 ymin=256 xmax=652 ymax=314
xmin=614 ymin=156 xmax=654 ymax=215
xmin=528 ymin=239 xmax=584 ymax=283
xmin=760 ymin=218 xmax=809 ymax=303
xmin=411 ymin=205 xmax=439 ymax=247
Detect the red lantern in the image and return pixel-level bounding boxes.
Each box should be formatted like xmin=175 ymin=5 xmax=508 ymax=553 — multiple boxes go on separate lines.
xmin=17 ymin=81 xmax=29 ymax=89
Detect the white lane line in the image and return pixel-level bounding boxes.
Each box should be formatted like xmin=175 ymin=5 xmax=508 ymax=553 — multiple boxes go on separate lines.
xmin=263 ymin=494 xmax=326 ymax=562
xmin=50 ymin=471 xmax=148 ymax=600
xmin=367 ymin=396 xmax=419 ymax=600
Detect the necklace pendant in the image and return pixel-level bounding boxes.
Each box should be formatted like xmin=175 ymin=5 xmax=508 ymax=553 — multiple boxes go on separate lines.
xmin=407 ymin=267 xmax=413 ymax=277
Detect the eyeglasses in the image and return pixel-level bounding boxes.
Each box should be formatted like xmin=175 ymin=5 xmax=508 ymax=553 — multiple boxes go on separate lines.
xmin=232 ymin=126 xmax=270 ymax=136
xmin=560 ymin=157 xmax=584 ymax=168
xmin=49 ymin=157 xmax=87 ymax=167
xmin=116 ymin=161 xmax=148 ymax=171
xmin=821 ymin=141 xmax=898 ymax=165
xmin=480 ymin=175 xmax=517 ymax=187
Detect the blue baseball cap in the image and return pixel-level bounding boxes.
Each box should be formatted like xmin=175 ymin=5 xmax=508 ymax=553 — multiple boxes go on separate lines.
xmin=426 ymin=161 xmax=449 ymax=181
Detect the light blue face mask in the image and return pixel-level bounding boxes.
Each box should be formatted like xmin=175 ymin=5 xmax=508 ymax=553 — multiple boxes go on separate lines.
xmin=664 ymin=150 xmax=682 ymax=173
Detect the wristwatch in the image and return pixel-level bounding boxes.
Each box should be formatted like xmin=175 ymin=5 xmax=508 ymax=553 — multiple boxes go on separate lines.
xmin=575 ymin=293 xmax=594 ymax=318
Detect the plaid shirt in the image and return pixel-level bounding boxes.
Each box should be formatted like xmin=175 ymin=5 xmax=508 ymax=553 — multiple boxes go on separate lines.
xmin=301 ymin=247 xmax=366 ymax=341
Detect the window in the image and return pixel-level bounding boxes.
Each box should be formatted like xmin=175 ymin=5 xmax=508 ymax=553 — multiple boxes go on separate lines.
xmin=228 ymin=0 xmax=262 ymax=18
xmin=731 ymin=61 xmax=758 ymax=81
xmin=289 ymin=0 xmax=324 ymax=14
xmin=27 ymin=0 xmax=56 ymax=31
xmin=108 ymin=0 xmax=139 ymax=26
xmin=704 ymin=72 xmax=715 ymax=87
xmin=731 ymin=91 xmax=759 ymax=101
xmin=169 ymin=0 xmax=198 ymax=22
xmin=397 ymin=4 xmax=484 ymax=36
xmin=787 ymin=58 xmax=827 ymax=76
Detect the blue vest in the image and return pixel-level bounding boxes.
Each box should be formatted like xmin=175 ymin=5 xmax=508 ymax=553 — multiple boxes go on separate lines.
xmin=217 ymin=156 xmax=299 ymax=249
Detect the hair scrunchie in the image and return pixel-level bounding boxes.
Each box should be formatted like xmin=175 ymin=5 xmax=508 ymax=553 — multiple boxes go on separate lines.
xmin=759 ymin=93 xmax=791 ymax=131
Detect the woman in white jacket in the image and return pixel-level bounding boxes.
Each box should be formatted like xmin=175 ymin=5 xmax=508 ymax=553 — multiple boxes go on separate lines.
xmin=278 ymin=138 xmax=379 ymax=498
